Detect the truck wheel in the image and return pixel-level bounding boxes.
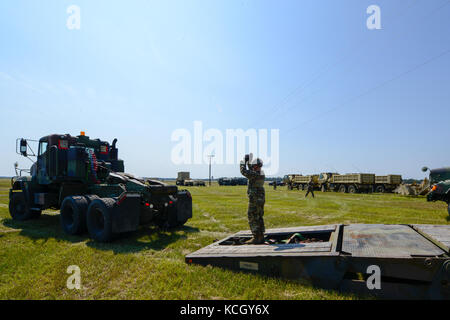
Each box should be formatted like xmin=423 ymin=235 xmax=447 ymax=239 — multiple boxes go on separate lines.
xmin=9 ymin=192 xmax=40 ymax=221
xmin=338 ymin=185 xmax=347 ymax=193
xmin=86 ymin=198 xmax=115 ymax=242
xmin=375 ymin=185 xmax=385 ymax=193
xmin=84 ymin=194 xmax=99 ymax=205
xmin=348 ymin=185 xmax=357 ymax=194
xmin=60 ymin=196 xmax=89 ymax=235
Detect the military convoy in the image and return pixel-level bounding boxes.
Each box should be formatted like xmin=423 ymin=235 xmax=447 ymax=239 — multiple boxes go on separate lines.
xmin=284 ymin=172 xmax=402 ymax=193
xmin=9 ymin=133 xmax=193 ymax=242
xmin=218 ymin=177 xmax=248 ymax=186
xmin=176 ymin=172 xmax=206 ymax=186
xmin=422 ymin=166 xmax=450 ymax=215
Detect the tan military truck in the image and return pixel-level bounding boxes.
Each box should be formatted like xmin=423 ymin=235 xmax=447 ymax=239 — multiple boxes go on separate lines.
xmin=284 ymin=174 xmax=319 ymax=190
xmin=320 ymin=173 xmax=375 ymax=193
xmin=374 ymin=175 xmax=402 ymax=193
xmin=176 ymin=172 xmax=191 ymax=186
xmin=176 ymin=172 xmax=206 ymax=186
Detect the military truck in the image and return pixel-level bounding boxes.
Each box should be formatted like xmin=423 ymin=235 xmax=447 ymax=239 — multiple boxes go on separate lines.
xmin=319 ymin=173 xmax=375 ymax=193
xmin=176 ymin=172 xmax=205 ymax=186
xmin=374 ymin=174 xmax=402 ymax=193
xmin=284 ymin=174 xmax=319 ymax=190
xmin=9 ymin=133 xmax=192 ymax=242
xmin=176 ymin=172 xmax=190 ymax=186
xmin=218 ymin=177 xmax=232 ymax=186
xmin=422 ymin=166 xmax=450 ymax=215
xmin=218 ymin=177 xmax=248 ymax=186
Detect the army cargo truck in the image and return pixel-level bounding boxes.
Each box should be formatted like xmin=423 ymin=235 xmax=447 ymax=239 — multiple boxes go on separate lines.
xmin=374 ymin=174 xmax=402 ymax=193
xmin=176 ymin=172 xmax=205 ymax=186
xmin=284 ymin=174 xmax=318 ymax=190
xmin=10 ymin=133 xmax=193 ymax=242
xmin=320 ymin=173 xmax=375 ymax=193
xmin=176 ymin=172 xmax=190 ymax=186
xmin=422 ymin=166 xmax=450 ymax=216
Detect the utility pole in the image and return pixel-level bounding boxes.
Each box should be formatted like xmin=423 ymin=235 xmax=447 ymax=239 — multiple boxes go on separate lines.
xmin=207 ymin=154 xmax=215 ymax=186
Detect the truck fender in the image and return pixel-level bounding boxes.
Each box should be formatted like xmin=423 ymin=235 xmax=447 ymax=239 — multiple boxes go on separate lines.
xmin=112 ymin=193 xmax=141 ymax=233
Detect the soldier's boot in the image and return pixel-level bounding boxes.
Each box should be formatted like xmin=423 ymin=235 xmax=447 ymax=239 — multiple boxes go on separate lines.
xmin=245 ymin=233 xmax=265 ymax=245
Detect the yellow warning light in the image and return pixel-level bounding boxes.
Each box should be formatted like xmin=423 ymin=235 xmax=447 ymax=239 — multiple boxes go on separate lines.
xmin=80 ymin=131 xmax=85 ymax=136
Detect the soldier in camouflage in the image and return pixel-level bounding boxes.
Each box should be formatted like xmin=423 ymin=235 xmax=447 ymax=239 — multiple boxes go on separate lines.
xmin=305 ymin=177 xmax=315 ymax=198
xmin=240 ymin=153 xmax=265 ymax=244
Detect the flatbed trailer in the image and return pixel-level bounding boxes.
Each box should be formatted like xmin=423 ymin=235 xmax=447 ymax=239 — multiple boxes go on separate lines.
xmin=186 ymin=224 xmax=450 ymax=299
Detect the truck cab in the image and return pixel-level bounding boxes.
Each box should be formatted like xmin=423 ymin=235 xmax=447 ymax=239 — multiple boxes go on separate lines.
xmin=9 ymin=133 xmax=192 ymax=242
xmin=422 ymin=166 xmax=450 ymax=215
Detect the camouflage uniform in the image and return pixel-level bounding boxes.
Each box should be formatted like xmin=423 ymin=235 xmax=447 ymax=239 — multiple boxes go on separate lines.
xmin=305 ymin=179 xmax=315 ymax=198
xmin=240 ymin=159 xmax=265 ymax=237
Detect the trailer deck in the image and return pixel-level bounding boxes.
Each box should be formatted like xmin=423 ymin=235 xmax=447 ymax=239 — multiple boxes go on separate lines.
xmin=185 ymin=224 xmax=450 ymax=299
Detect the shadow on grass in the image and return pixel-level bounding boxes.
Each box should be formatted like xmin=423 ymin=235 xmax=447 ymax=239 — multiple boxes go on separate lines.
xmin=2 ymin=212 xmax=199 ymax=253
xmin=86 ymin=225 xmax=200 ymax=254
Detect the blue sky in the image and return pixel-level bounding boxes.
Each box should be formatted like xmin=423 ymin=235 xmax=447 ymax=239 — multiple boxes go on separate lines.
xmin=0 ymin=0 xmax=449 ymax=179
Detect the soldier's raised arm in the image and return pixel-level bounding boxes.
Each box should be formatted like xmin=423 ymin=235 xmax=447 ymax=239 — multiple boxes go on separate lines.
xmin=240 ymin=157 xmax=260 ymax=178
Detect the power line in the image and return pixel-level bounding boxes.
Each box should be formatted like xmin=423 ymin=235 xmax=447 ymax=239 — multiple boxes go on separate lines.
xmin=270 ymin=0 xmax=450 ymax=128
xmin=248 ymin=0 xmax=422 ymax=129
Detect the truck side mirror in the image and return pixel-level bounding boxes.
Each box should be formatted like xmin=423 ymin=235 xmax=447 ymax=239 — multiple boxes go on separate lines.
xmin=421 ymin=166 xmax=429 ymax=173
xmin=20 ymin=139 xmax=27 ymax=157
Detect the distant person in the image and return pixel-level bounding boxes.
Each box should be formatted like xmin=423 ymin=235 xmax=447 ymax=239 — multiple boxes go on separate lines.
xmin=240 ymin=153 xmax=265 ymax=244
xmin=273 ymin=180 xmax=277 ymax=190
xmin=305 ymin=178 xmax=315 ymax=198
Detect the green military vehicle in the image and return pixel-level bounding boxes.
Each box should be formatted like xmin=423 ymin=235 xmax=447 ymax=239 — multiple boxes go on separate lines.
xmin=422 ymin=166 xmax=450 ymax=215
xmin=10 ymin=133 xmax=193 ymax=242
xmin=218 ymin=177 xmax=248 ymax=186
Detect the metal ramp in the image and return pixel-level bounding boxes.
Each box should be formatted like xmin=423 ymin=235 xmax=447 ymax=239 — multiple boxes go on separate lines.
xmin=185 ymin=224 xmax=450 ymax=299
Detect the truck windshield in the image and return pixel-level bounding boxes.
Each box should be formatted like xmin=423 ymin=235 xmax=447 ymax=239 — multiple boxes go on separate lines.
xmin=38 ymin=141 xmax=48 ymax=156
xmin=430 ymin=171 xmax=450 ymax=184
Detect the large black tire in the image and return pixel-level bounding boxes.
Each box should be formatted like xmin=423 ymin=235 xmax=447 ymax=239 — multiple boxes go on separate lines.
xmin=375 ymin=185 xmax=385 ymax=193
xmin=84 ymin=194 xmax=99 ymax=205
xmin=348 ymin=185 xmax=357 ymax=194
xmin=60 ymin=196 xmax=89 ymax=235
xmin=9 ymin=192 xmax=41 ymax=221
xmin=338 ymin=185 xmax=347 ymax=193
xmin=86 ymin=198 xmax=115 ymax=242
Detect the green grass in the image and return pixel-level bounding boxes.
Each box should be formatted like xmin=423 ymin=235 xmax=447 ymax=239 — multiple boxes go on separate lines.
xmin=0 ymin=178 xmax=448 ymax=299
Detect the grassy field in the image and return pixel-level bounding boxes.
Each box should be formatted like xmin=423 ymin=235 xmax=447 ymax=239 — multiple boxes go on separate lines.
xmin=0 ymin=178 xmax=448 ymax=300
